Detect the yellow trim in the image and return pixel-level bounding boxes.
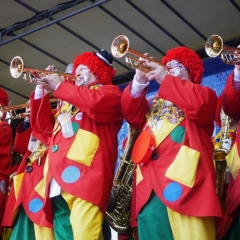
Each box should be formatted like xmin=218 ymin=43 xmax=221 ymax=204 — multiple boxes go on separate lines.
xmin=165 ymin=145 xmax=200 ymax=187
xmin=154 ymin=117 xmax=184 ymax=147
xmin=34 ymin=155 xmax=49 ymax=198
xmin=67 ymin=129 xmax=99 ymax=167
xmin=34 ymin=179 xmax=46 ymax=199
xmin=226 ymin=143 xmax=240 ymax=180
xmin=167 ymin=207 xmax=215 ymax=240
xmin=136 ymin=164 xmax=143 ymax=186
xmin=13 ymin=173 xmax=25 ymax=198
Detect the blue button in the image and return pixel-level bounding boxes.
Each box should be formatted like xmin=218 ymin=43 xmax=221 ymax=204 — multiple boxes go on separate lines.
xmin=52 ymin=145 xmax=59 ymax=152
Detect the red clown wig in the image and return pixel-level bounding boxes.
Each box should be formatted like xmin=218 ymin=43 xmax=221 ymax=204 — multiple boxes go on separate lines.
xmin=161 ymin=46 xmax=204 ymax=84
xmin=73 ymin=50 xmax=116 ymax=85
xmin=0 ymin=88 xmax=9 ymax=106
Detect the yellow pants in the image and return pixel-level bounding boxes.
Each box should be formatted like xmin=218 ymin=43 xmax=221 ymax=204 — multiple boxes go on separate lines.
xmin=61 ymin=190 xmax=104 ymax=240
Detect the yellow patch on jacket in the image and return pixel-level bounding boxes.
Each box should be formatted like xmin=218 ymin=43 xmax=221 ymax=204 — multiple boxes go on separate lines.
xmin=165 ymin=145 xmax=200 ymax=187
xmin=67 ymin=129 xmax=99 ymax=167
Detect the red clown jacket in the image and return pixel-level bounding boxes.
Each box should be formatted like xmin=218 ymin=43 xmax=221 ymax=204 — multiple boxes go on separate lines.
xmin=222 ymin=72 xmax=240 ymax=217
xmin=30 ymin=82 xmax=123 ymax=213
xmin=0 ymin=122 xmax=12 ymax=226
xmin=121 ymin=75 xmax=223 ymax=222
xmin=2 ymin=122 xmax=53 ymax=228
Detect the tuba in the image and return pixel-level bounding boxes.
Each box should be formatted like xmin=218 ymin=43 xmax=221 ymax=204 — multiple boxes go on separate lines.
xmin=106 ymin=125 xmax=140 ymax=233
xmin=10 ymin=56 xmax=76 ymax=85
xmin=111 ymin=35 xmax=169 ymax=73
xmin=205 ymin=34 xmax=240 ymax=65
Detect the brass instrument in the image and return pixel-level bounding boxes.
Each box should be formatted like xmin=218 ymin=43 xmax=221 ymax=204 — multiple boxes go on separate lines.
xmin=205 ymin=35 xmax=240 ymax=65
xmin=106 ymin=125 xmax=140 ymax=233
xmin=214 ymin=115 xmax=231 ymax=211
xmin=111 ymin=35 xmax=169 ymax=73
xmin=1 ymin=99 xmax=59 ymax=119
xmin=10 ymin=56 xmax=76 ymax=85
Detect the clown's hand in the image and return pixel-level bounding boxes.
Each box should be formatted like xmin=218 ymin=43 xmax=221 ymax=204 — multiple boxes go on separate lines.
xmin=43 ymin=73 xmax=63 ymax=90
xmin=145 ymin=61 xmax=167 ymax=84
xmin=133 ymin=54 xmax=149 ymax=84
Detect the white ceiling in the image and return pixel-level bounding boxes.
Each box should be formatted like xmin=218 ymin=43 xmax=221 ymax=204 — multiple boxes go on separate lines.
xmin=1 ymin=0 xmax=240 ymax=106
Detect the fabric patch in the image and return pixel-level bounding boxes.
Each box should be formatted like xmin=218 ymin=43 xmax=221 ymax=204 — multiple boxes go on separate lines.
xmin=67 ymin=129 xmax=99 ymax=167
xmin=28 ymin=198 xmax=43 ymax=213
xmin=62 ymin=166 xmax=81 ymax=183
xmin=170 ymin=126 xmax=185 ymax=143
xmin=163 ymin=182 xmax=182 ymax=202
xmin=165 ymin=145 xmax=200 ymax=187
xmin=72 ymin=122 xmax=79 ymax=134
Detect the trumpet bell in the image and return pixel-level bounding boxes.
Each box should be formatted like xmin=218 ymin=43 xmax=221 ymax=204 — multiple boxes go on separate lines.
xmin=10 ymin=56 xmax=24 ymax=78
xmin=205 ymin=35 xmax=223 ymax=58
xmin=205 ymin=34 xmax=240 ymax=65
xmin=111 ymin=35 xmax=168 ymax=73
xmin=111 ymin=35 xmax=130 ymax=58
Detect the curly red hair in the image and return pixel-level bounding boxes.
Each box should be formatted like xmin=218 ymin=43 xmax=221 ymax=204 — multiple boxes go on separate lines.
xmin=73 ymin=52 xmax=116 ymax=85
xmin=0 ymin=88 xmax=9 ymax=106
xmin=161 ymin=47 xmax=204 ymax=84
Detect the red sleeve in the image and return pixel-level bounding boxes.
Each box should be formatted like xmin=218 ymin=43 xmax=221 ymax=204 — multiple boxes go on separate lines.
xmin=0 ymin=122 xmax=12 ymax=180
xmin=159 ymin=75 xmax=217 ymax=126
xmin=13 ymin=122 xmax=32 ymax=155
xmin=222 ymin=72 xmax=240 ymax=121
xmin=121 ymin=82 xmax=149 ymax=130
xmin=54 ymin=82 xmax=122 ymax=123
xmin=30 ymin=92 xmax=55 ymax=145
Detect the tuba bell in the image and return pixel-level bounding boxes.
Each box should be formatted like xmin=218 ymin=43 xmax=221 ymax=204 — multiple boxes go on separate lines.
xmin=106 ymin=125 xmax=140 ymax=233
xmin=10 ymin=56 xmax=76 ymax=85
xmin=205 ymin=34 xmax=240 ymax=65
xmin=111 ymin=35 xmax=169 ymax=73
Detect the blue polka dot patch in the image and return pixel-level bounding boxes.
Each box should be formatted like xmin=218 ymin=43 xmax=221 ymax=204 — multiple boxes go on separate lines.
xmin=28 ymin=198 xmax=44 ymax=213
xmin=163 ymin=182 xmax=182 ymax=202
xmin=62 ymin=166 xmax=81 ymax=183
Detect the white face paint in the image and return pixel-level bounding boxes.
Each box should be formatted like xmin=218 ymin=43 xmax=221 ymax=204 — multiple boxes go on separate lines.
xmin=75 ymin=65 xmax=90 ymax=86
xmin=75 ymin=64 xmax=97 ymax=86
xmin=166 ymin=59 xmax=191 ymax=80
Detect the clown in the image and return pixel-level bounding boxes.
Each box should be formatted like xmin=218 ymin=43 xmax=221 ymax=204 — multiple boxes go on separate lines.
xmin=0 ymin=88 xmax=12 ymax=239
xmin=29 ymin=49 xmax=123 ymax=240
xmin=121 ymin=47 xmax=223 ymax=240
xmin=220 ymin=45 xmax=240 ymax=240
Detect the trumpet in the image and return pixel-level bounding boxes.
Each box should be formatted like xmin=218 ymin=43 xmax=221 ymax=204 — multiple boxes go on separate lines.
xmin=1 ymin=99 xmax=59 ymax=119
xmin=205 ymin=35 xmax=240 ymax=65
xmin=10 ymin=56 xmax=76 ymax=85
xmin=111 ymin=35 xmax=169 ymax=73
